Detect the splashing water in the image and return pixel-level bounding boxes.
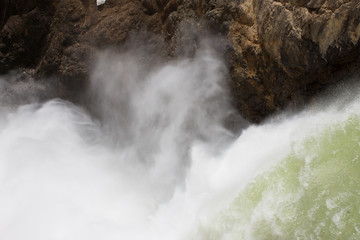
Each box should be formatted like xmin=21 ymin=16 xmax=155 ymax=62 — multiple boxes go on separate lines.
xmin=0 ymin=48 xmax=359 ymax=240
xmin=97 ymin=0 xmax=106 ymax=6
xmin=194 ymin=108 xmax=360 ymax=239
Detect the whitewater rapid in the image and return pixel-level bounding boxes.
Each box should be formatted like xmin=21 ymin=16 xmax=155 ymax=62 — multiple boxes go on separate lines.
xmin=0 ymin=48 xmax=359 ymax=239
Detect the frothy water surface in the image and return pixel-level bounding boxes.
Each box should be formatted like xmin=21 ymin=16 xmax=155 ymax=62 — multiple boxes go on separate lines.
xmin=0 ymin=49 xmax=359 ymax=239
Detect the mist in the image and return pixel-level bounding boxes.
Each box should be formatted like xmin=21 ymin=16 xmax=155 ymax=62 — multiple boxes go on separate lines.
xmin=1 ymin=44 xmax=359 ymax=239
xmin=0 ymin=46 xmax=242 ymax=240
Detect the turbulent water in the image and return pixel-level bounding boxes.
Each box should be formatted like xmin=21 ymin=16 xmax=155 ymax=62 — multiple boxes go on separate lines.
xmin=0 ymin=47 xmax=360 ymax=240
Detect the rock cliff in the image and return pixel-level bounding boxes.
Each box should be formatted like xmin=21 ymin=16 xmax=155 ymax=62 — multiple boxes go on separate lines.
xmin=0 ymin=0 xmax=359 ymax=122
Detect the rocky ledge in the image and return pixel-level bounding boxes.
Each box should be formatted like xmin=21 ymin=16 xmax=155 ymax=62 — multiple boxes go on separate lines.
xmin=0 ymin=0 xmax=359 ymax=122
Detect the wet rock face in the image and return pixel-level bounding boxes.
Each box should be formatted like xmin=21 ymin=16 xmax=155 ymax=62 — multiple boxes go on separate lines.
xmin=248 ymin=0 xmax=360 ymax=121
xmin=0 ymin=0 xmax=53 ymax=73
xmin=225 ymin=0 xmax=360 ymax=122
xmin=0 ymin=0 xmax=359 ymax=122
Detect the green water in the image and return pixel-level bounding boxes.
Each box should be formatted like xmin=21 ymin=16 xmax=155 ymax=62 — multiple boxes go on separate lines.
xmin=198 ymin=115 xmax=360 ymax=239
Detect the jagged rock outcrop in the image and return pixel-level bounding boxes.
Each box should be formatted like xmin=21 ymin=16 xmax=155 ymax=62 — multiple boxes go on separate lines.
xmin=0 ymin=0 xmax=359 ymax=122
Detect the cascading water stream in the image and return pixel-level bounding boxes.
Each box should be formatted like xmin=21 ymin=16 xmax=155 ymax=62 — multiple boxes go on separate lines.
xmin=0 ymin=47 xmax=359 ymax=239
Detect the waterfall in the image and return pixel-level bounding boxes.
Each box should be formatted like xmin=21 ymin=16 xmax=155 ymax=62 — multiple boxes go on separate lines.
xmin=0 ymin=48 xmax=359 ymax=239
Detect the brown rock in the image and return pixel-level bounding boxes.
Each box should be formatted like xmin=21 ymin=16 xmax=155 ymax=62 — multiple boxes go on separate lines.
xmin=0 ymin=0 xmax=359 ymax=123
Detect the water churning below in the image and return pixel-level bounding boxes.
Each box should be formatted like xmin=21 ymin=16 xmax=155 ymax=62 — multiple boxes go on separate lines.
xmin=0 ymin=49 xmax=360 ymax=239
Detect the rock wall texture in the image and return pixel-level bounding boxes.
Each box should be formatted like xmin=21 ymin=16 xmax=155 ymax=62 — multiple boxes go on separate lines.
xmin=0 ymin=0 xmax=359 ymax=122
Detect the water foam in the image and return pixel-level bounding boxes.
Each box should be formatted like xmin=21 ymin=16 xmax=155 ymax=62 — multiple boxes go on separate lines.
xmin=0 ymin=48 xmax=359 ymax=239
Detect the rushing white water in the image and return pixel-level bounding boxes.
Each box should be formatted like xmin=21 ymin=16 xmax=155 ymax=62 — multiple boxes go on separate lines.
xmin=0 ymin=47 xmax=359 ymax=239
